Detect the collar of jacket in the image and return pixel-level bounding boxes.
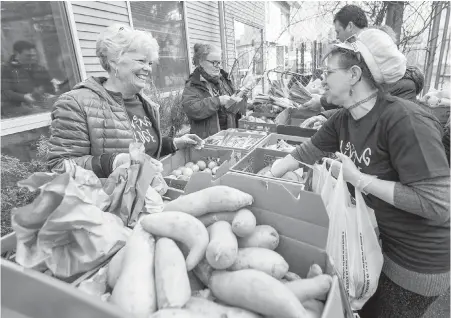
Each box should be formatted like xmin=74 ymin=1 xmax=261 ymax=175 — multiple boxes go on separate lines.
xmin=73 ymin=76 xmax=164 ymax=158
xmin=188 ymin=68 xmax=231 ymax=89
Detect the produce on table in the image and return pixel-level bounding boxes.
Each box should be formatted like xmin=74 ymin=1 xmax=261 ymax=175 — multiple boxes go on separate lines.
xmin=284 ymin=275 xmax=333 ymax=302
xmin=163 ymin=186 xmax=254 ymax=217
xmin=229 ymin=248 xmax=289 ymax=279
xmin=205 ymin=134 xmax=262 ymax=150
xmin=206 ymin=221 xmax=238 ymax=270
xmin=110 ymin=222 xmax=157 ymax=318
xmin=107 ymin=248 xmax=125 ymax=289
xmin=237 ymin=224 xmax=280 ymax=250
xmin=264 ymin=139 xmax=296 ymax=152
xmin=198 ymin=211 xmax=238 ymax=227
xmin=75 ymin=186 xmax=334 ymax=318
xmin=185 ymin=296 xmax=262 ymax=318
xmin=167 ymin=158 xmax=221 ymax=181
xmin=141 ymin=211 xmax=209 ymax=271
xmin=289 ymin=79 xmax=313 ymax=105
xmin=257 ymin=164 xmax=305 ymax=183
xmin=268 ymin=78 xmax=290 ymax=99
xmin=241 ymin=114 xmax=276 ymax=125
xmin=155 ymin=238 xmax=191 ymax=309
xmin=231 ymin=208 xmax=257 ymax=238
xmin=209 ymin=269 xmax=307 ymax=318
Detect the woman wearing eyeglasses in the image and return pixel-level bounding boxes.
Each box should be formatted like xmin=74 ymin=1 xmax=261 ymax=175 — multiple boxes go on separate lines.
xmin=266 ymin=29 xmax=450 ymax=318
xmin=47 ymin=25 xmax=202 ymax=177
xmin=182 ymin=43 xmax=248 ymax=139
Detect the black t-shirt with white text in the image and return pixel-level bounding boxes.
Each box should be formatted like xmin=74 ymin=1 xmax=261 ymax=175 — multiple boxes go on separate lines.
xmin=311 ymin=93 xmax=450 ymax=273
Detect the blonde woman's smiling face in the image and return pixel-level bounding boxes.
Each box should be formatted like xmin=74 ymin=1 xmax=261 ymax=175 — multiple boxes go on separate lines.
xmin=114 ymin=50 xmax=153 ymax=92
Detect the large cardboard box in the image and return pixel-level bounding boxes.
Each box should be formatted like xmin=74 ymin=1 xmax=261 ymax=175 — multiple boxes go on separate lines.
xmin=275 ymin=108 xmax=320 ymax=137
xmin=184 ymin=172 xmax=354 ymax=318
xmin=1 ymin=260 xmax=132 ymax=318
xmin=160 ymin=147 xmax=234 ymax=193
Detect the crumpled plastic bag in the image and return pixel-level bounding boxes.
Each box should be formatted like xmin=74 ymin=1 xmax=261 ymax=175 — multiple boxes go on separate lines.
xmin=12 ymin=166 xmax=131 ymax=278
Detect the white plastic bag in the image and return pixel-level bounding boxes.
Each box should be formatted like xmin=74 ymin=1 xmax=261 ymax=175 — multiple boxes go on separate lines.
xmin=324 ymin=164 xmax=383 ymax=310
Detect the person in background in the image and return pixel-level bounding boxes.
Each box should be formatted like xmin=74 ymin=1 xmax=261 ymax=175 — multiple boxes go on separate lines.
xmin=182 ymin=43 xmax=248 ymax=139
xmin=333 ymin=4 xmax=368 ymax=42
xmin=266 ymin=29 xmax=450 ymax=318
xmin=47 ymin=24 xmax=202 ymax=178
xmin=1 ymin=40 xmax=53 ymax=115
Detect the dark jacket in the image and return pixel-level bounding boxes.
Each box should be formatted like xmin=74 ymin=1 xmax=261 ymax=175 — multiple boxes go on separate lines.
xmin=182 ymin=68 xmax=246 ymax=139
xmin=48 ymin=77 xmax=175 ymax=178
xmin=1 ymin=56 xmax=52 ymax=105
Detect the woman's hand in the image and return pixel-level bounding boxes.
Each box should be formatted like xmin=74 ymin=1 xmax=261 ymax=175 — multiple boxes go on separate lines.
xmin=302 ymin=94 xmax=322 ymax=111
xmin=174 ymin=134 xmax=203 ymax=150
xmin=219 ymin=95 xmax=232 ymax=106
xmin=113 ymin=153 xmax=131 ymax=170
xmin=325 ymin=152 xmax=362 ymax=186
xmin=300 ymin=115 xmax=327 ymax=129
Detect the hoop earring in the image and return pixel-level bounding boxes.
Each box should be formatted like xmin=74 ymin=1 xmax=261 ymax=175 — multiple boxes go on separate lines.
xmin=349 ymin=87 xmax=353 ymax=96
xmin=115 ymin=68 xmax=118 ymax=77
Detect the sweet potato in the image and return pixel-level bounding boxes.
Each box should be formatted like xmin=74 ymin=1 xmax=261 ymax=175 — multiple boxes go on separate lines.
xmin=206 ymin=221 xmax=238 ymax=269
xmin=303 ymin=299 xmax=325 ymax=318
xmin=107 ymin=248 xmax=126 ymax=289
xmin=110 ymin=223 xmax=157 ymax=318
xmin=284 ymin=274 xmax=333 ymax=302
xmin=232 ymin=208 xmax=256 ymax=237
xmin=307 ymin=264 xmax=323 ymax=278
xmin=198 ymin=211 xmax=237 ymax=227
xmin=155 ymin=238 xmax=191 ymax=309
xmin=141 ymin=212 xmax=209 ymax=271
xmin=185 ymin=296 xmax=261 ymax=318
xmin=230 ymin=248 xmax=289 ymax=279
xmin=209 ymin=269 xmax=307 ymax=318
xmin=163 ymin=186 xmax=253 ymax=217
xmin=149 ymin=309 xmax=205 ymax=318
xmin=284 ymin=271 xmax=302 ymax=281
xmin=237 ymin=225 xmax=279 ymax=250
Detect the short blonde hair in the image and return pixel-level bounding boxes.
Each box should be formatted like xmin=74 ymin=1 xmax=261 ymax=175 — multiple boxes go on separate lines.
xmin=192 ymin=43 xmax=221 ymax=66
xmin=96 ymin=24 xmax=159 ymax=72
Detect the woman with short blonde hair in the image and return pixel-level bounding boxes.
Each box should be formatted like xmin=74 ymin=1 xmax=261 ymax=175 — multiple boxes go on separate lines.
xmin=48 ymin=24 xmax=201 ymax=177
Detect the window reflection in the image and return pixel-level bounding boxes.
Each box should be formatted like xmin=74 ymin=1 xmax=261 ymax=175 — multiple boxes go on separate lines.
xmin=1 ymin=1 xmax=79 ymax=119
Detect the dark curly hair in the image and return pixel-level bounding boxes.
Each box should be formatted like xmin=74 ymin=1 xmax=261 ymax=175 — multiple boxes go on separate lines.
xmin=334 ymin=5 xmax=368 ymax=29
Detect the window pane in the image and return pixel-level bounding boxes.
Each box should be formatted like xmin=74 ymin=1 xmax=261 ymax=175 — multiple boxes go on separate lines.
xmin=1 ymin=1 xmax=80 ymax=120
xmin=130 ymin=1 xmax=189 ymax=92
xmin=232 ymin=21 xmax=264 ymax=95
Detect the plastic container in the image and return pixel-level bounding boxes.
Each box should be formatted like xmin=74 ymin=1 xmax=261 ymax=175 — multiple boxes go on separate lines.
xmin=238 ymin=112 xmax=277 ymax=132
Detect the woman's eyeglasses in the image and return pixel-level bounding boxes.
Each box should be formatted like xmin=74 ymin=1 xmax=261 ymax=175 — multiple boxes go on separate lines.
xmin=206 ymin=60 xmax=221 ymax=67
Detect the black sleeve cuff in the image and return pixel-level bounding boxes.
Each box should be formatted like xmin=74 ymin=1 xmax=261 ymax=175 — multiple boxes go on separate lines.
xmin=91 ymin=155 xmax=106 ymax=178
xmin=161 ymin=137 xmax=177 ymax=157
xmin=100 ymin=153 xmax=117 ymax=177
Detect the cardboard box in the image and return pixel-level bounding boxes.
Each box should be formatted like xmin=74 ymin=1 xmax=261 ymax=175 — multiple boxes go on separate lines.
xmin=275 ymin=108 xmax=320 ymax=137
xmin=230 ymin=147 xmax=308 ymax=194
xmin=160 ymin=148 xmax=234 ymax=193
xmin=1 ymin=259 xmax=132 ymax=318
xmin=184 ymin=172 xmax=354 ymax=318
xmin=238 ymin=112 xmax=278 ymax=132
xmin=255 ymin=133 xmax=309 ymax=152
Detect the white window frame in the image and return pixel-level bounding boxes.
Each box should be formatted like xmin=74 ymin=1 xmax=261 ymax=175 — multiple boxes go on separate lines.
xmin=1 ymin=1 xmax=85 ymax=137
